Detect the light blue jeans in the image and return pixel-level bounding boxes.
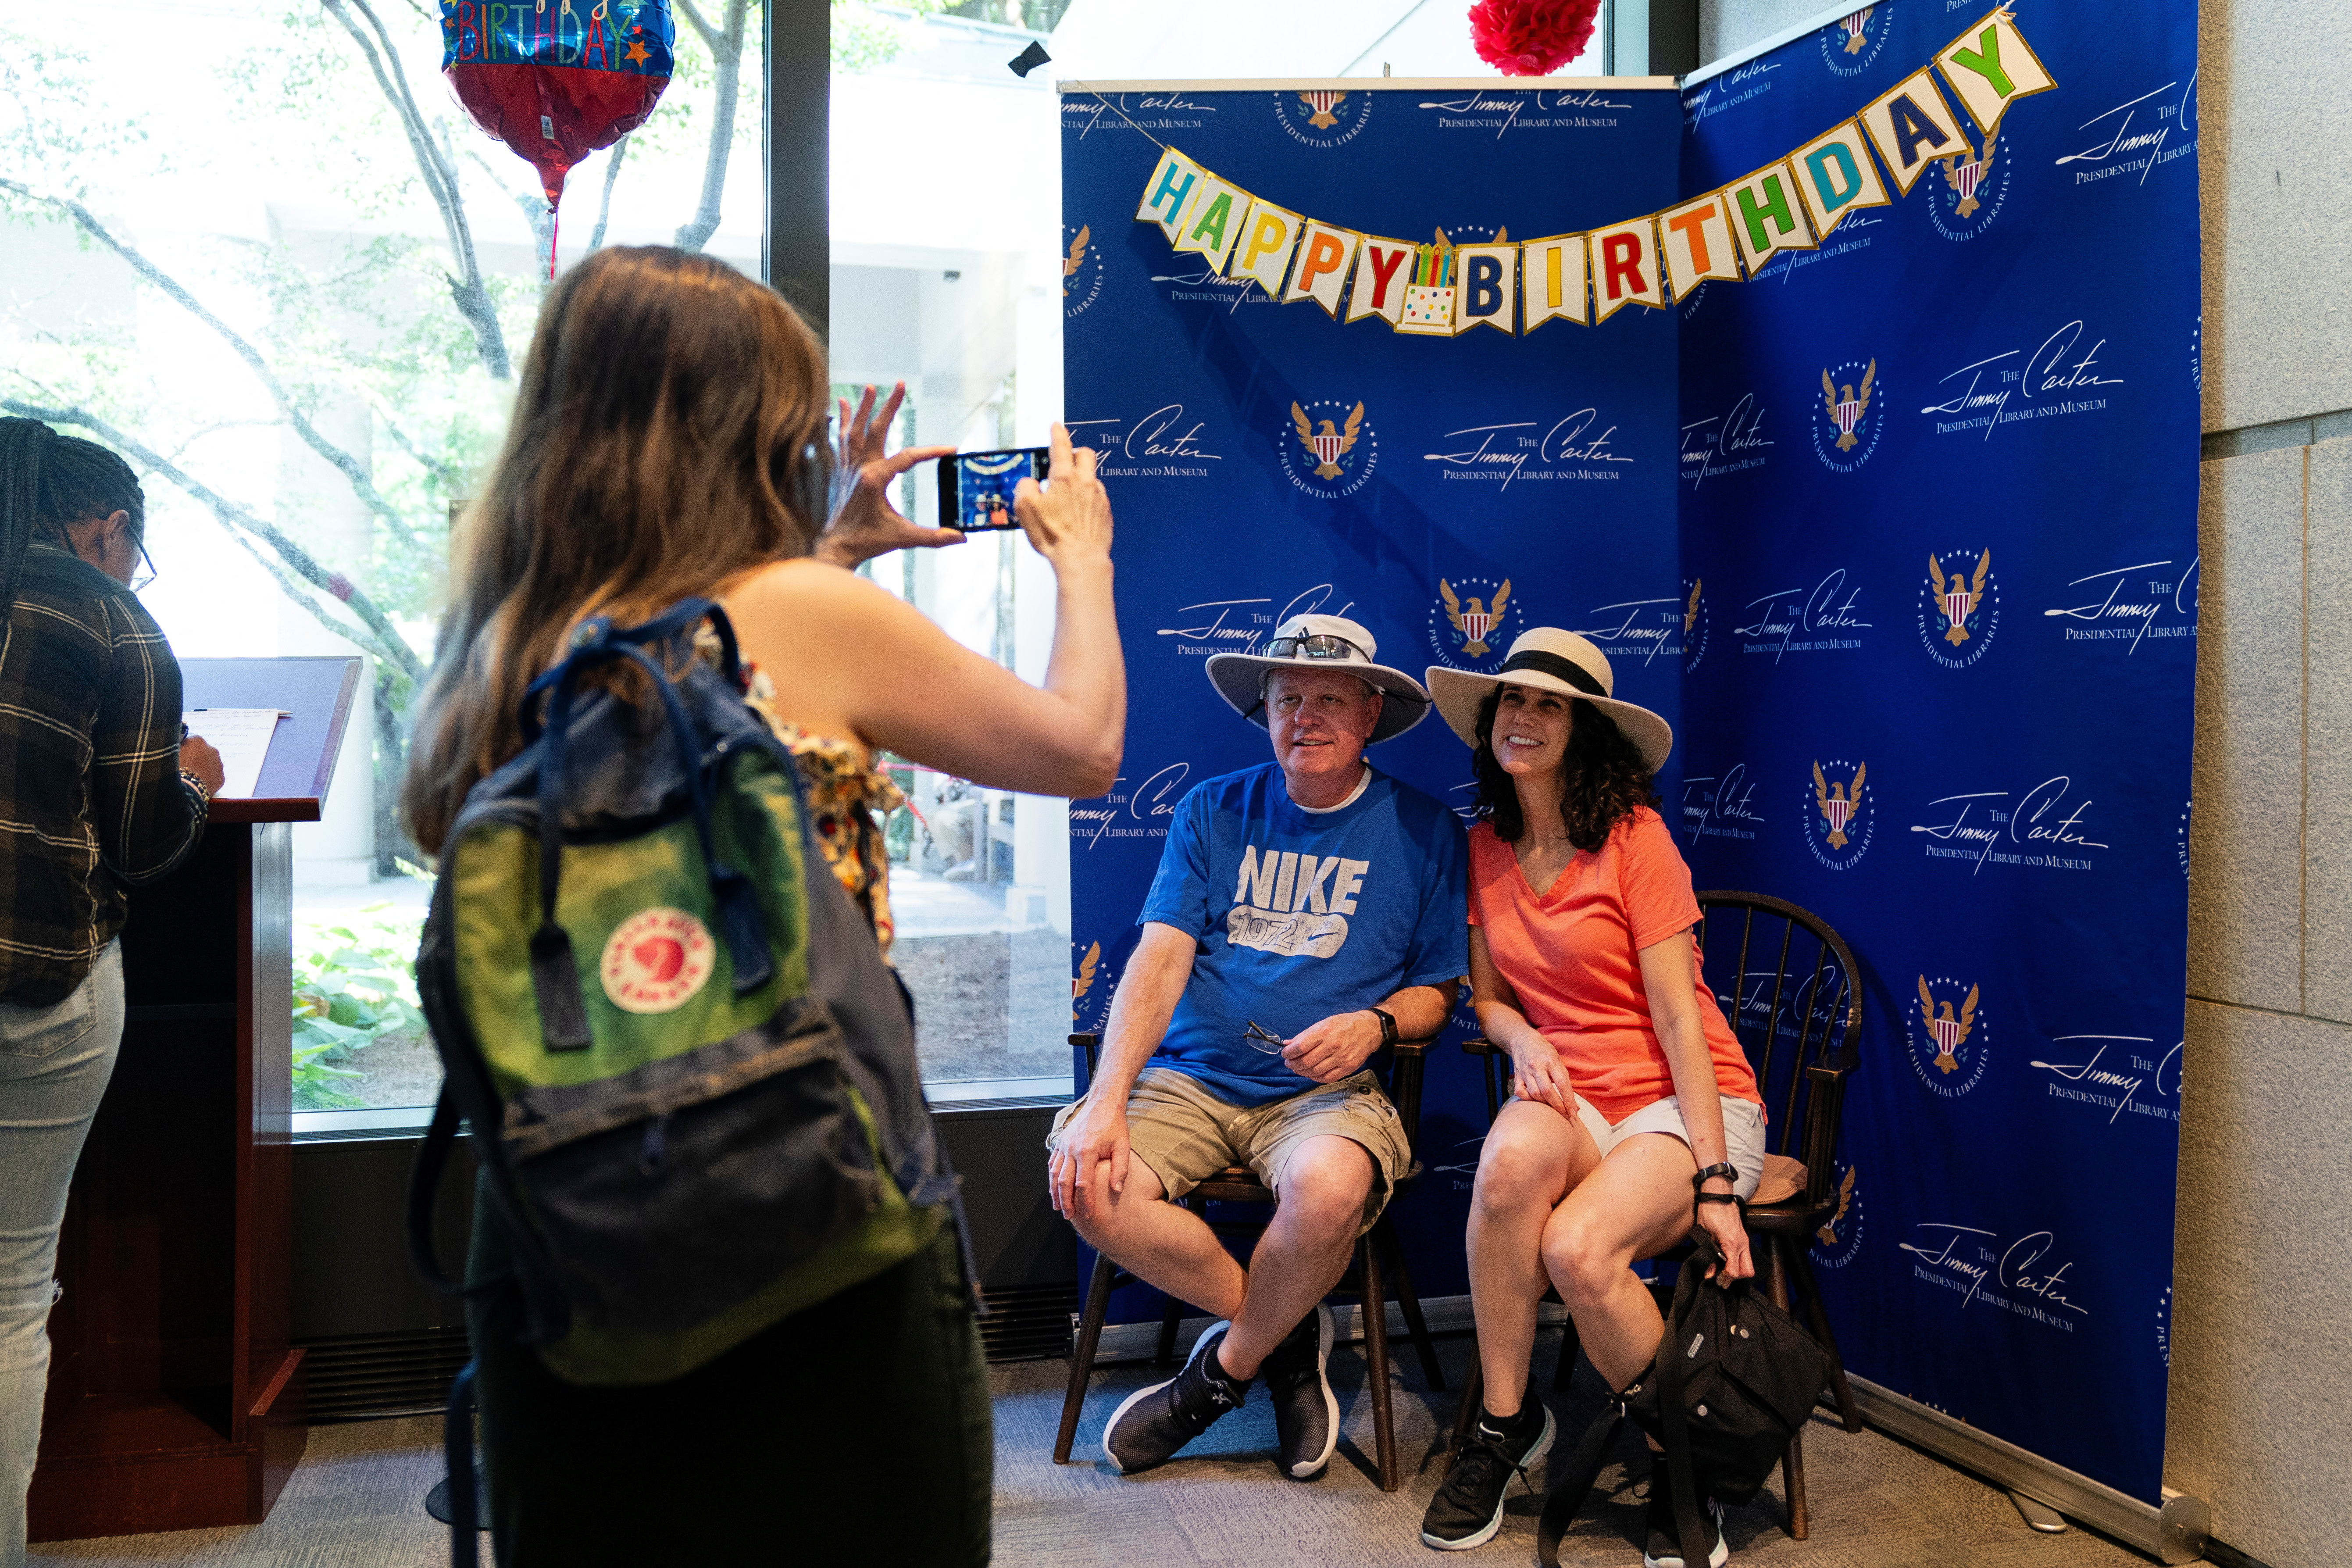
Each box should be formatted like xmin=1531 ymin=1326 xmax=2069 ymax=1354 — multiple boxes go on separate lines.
xmin=0 ymin=943 xmax=123 ymax=1568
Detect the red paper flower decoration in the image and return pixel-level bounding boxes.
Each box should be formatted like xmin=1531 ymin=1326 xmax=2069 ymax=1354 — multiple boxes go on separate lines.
xmin=1468 ymin=0 xmax=1603 ymax=77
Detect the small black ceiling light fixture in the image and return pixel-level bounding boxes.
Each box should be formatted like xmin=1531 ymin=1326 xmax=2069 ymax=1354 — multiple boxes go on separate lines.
xmin=1008 ymin=40 xmax=1051 ymax=77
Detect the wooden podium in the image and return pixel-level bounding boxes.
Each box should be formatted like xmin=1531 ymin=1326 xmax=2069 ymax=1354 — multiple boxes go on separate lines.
xmin=28 ymin=657 xmax=360 ymax=1542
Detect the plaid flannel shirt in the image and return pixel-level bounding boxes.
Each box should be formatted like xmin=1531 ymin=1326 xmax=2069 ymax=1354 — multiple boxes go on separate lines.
xmin=0 ymin=542 xmax=207 ymax=1006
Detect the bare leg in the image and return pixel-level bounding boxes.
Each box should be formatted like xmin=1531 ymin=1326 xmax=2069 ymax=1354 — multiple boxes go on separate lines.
xmin=1217 ymin=1136 xmax=1372 ymax=1379
xmin=1069 ymin=1158 xmax=1250 ymax=1325
xmin=1466 ymin=1102 xmax=1598 ymax=1417
xmin=1541 ymin=1132 xmax=1703 ymax=1392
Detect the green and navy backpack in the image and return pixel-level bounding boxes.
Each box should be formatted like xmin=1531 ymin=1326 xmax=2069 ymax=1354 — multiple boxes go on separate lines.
xmin=406 ymin=600 xmax=970 ymax=1545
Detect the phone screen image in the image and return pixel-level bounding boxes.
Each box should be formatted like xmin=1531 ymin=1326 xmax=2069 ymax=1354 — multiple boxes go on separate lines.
xmin=939 ymin=447 xmax=1049 ymax=532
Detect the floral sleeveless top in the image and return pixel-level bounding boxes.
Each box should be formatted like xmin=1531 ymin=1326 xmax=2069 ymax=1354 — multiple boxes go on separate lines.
xmin=700 ymin=632 xmax=903 ymax=957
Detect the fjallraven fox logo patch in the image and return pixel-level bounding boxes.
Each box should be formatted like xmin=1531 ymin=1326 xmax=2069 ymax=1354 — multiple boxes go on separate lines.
xmin=601 ymin=908 xmax=716 ymax=1013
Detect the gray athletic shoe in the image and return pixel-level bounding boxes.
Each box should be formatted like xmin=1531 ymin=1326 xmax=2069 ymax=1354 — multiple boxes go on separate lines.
xmin=1260 ymin=1304 xmax=1339 ymax=1478
xmin=1102 ymin=1322 xmax=1247 ymax=1475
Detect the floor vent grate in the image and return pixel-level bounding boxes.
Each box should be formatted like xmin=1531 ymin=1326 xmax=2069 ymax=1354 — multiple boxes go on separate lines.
xmin=297 ymin=1328 xmax=474 ymax=1422
xmin=978 ymin=1283 xmax=1079 ymax=1363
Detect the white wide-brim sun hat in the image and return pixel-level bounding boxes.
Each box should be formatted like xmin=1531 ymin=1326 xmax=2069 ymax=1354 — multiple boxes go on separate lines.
xmin=1203 ymin=613 xmax=1433 ymax=744
xmin=1424 ymin=627 xmax=1674 ymax=771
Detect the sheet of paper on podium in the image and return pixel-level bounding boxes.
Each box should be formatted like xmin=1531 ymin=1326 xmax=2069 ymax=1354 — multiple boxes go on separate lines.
xmin=188 ymin=707 xmax=286 ymax=800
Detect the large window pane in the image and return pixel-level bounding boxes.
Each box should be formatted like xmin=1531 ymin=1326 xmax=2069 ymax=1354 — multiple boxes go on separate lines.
xmin=4 ymin=0 xmax=767 ymax=1119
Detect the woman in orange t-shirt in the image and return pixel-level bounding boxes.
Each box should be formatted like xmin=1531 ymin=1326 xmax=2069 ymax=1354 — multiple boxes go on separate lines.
xmin=1415 ymin=629 xmax=1763 ymax=1560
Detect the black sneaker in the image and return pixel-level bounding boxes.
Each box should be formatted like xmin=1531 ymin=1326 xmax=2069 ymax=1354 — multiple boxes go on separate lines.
xmin=1420 ymin=1403 xmax=1555 ymax=1550
xmin=1642 ymin=1461 xmax=1728 ymax=1568
xmin=1102 ymin=1321 xmax=1248 ymax=1475
xmin=1260 ymin=1304 xmax=1338 ymax=1478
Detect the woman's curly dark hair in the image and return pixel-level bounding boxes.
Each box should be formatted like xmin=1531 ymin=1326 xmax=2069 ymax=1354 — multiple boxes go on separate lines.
xmin=1471 ymin=685 xmax=1660 ymax=851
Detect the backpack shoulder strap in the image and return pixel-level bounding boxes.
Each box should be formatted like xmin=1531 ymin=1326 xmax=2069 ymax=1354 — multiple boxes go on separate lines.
xmin=1656 ymin=1234 xmax=1723 ymax=1568
xmin=1535 ymin=1403 xmax=1626 ymax=1567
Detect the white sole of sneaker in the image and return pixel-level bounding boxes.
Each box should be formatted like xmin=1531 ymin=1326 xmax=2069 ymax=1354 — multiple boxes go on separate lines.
xmin=1286 ymin=1304 xmax=1340 ymax=1479
xmin=1101 ymin=1320 xmax=1231 ymax=1475
xmin=1418 ymin=1404 xmax=1556 ymax=1552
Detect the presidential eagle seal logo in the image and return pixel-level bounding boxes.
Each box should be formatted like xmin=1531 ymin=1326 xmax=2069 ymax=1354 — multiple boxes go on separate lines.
xmin=1280 ymin=398 xmax=1378 ymax=497
xmin=1810 ymin=1163 xmax=1865 ymax=1268
xmin=1276 ymin=87 xmax=1372 ymax=147
xmin=1062 ymin=221 xmax=1102 ymax=317
xmin=1428 ymin=575 xmax=1520 ymax=672
xmin=1918 ymin=548 xmax=2000 ymax=668
xmin=1682 ymin=578 xmax=1709 ymax=673
xmin=600 ymin=907 xmax=717 ymax=1014
xmin=1927 ymin=129 xmax=2011 ymax=241
xmin=1801 ymin=757 xmax=1872 ymax=870
xmin=1820 ymin=7 xmax=1886 ymax=75
xmin=1908 ymin=974 xmax=1992 ymax=1097
xmin=1810 ymin=358 xmax=1882 ymax=472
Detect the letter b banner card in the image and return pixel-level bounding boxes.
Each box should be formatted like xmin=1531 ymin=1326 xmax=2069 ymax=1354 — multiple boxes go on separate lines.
xmin=1677 ymin=4 xmax=2196 ymax=1503
xmin=1062 ymin=82 xmax=1687 ymax=1310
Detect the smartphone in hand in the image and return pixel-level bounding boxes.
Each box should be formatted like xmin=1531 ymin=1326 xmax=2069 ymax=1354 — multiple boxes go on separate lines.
xmin=937 ymin=446 xmax=1051 ymax=532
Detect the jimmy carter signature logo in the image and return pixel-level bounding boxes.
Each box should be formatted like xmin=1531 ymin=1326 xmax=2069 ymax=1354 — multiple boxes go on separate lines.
xmin=1067 ymin=406 xmax=1222 ymax=479
xmin=1062 ymin=92 xmax=1214 ymax=138
xmin=2044 ymin=556 xmax=2198 ymax=653
xmin=1681 ymin=762 xmax=1764 ymax=847
xmin=1418 ymin=89 xmax=1630 ymax=137
xmin=1146 ymin=261 xmax=1277 ymax=314
xmin=1681 ymin=393 xmax=1772 ymax=489
xmin=1567 ymin=596 xmax=1680 ymax=666
xmin=1156 ymin=583 xmax=1352 ymax=660
xmin=1921 ymin=320 xmax=2127 ymax=441
xmin=1901 ymin=1223 xmax=2086 ymax=1329
xmin=1682 ymin=578 xmax=1708 ymax=673
xmin=2030 ymin=1036 xmax=2182 ymax=1125
xmin=2056 ymin=75 xmax=2197 ymax=190
xmin=1424 ymin=412 xmax=1632 ymax=490
xmin=1070 ymin=762 xmax=1190 ymax=850
xmin=1276 ymin=88 xmax=1372 ymax=147
xmin=1802 ymin=758 xmax=1872 ymax=871
xmin=1912 ymin=776 xmax=2109 ymax=874
xmin=1732 ymin=571 xmax=1870 ymax=661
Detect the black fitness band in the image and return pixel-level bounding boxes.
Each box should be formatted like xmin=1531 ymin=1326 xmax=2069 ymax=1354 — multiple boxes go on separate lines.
xmin=1691 ymin=1162 xmax=1739 ymax=1191
xmin=1368 ymin=1006 xmax=1399 ymax=1047
xmin=1498 ymin=648 xmax=1607 ymax=699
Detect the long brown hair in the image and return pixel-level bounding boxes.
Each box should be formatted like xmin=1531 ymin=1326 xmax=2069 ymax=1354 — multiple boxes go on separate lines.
xmin=402 ymin=246 xmax=830 ymax=853
xmin=1470 ymin=686 xmax=1660 ymax=853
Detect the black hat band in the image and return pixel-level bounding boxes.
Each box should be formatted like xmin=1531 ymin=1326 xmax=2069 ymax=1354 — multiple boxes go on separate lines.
xmin=1498 ymin=648 xmax=1607 ymax=700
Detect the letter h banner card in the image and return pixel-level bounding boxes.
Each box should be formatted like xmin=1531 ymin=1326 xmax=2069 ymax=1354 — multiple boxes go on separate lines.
xmin=1677 ymin=2 xmax=2195 ymax=1504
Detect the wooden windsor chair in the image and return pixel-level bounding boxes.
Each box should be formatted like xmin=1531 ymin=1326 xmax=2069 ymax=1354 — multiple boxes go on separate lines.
xmin=1447 ymin=890 xmax=1865 ymax=1538
xmin=1052 ymin=1031 xmax=1447 ymax=1491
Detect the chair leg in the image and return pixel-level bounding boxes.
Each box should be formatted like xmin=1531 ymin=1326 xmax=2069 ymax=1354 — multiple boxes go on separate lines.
xmin=1550 ymin=1306 xmax=1580 ymax=1391
xmin=1763 ymin=1237 xmax=1809 ymax=1538
xmin=1376 ymin=1219 xmax=1446 ymax=1392
xmin=1155 ymin=1291 xmax=1185 ymax=1368
xmin=1056 ymin=1252 xmax=1118 ymax=1464
xmin=1359 ymin=1235 xmax=1399 ymax=1492
xmin=1448 ymin=1343 xmax=1485 ymax=1472
xmin=1786 ymin=1244 xmax=1862 ymax=1432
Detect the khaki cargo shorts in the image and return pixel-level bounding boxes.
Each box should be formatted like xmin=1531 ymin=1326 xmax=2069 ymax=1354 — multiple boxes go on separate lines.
xmin=1049 ymin=1066 xmax=1413 ymax=1236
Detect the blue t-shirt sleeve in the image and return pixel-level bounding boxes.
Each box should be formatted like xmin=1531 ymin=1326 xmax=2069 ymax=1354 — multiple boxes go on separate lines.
xmin=1399 ymin=806 xmax=1471 ymax=989
xmin=1138 ymin=784 xmax=1215 ymax=938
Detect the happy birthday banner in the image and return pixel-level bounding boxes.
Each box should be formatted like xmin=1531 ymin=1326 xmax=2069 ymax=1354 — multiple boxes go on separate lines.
xmin=1128 ymin=7 xmax=2052 ymax=335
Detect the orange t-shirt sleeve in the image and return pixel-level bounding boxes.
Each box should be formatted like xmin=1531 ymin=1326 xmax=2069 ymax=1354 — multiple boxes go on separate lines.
xmin=1618 ymin=810 xmax=1702 ymax=952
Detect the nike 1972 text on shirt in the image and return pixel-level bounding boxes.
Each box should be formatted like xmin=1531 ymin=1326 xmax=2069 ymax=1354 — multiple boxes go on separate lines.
xmin=1138 ymin=764 xmax=1469 ymax=1107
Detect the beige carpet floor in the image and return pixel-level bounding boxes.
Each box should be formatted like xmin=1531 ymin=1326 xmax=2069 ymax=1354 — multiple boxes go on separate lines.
xmin=32 ymin=1334 xmax=2159 ymax=1567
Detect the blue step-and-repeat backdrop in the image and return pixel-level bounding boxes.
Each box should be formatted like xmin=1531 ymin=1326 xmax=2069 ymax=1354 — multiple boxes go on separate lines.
xmin=1059 ymin=0 xmax=2195 ymax=1505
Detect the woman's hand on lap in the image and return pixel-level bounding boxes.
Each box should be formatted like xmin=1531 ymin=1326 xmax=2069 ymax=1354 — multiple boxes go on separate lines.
xmin=1509 ymin=1042 xmax=1578 ymax=1120
xmin=814 ymin=382 xmax=961 ymax=568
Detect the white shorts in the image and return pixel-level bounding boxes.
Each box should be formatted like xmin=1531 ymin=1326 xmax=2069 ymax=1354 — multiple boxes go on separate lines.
xmin=1572 ymin=1094 xmax=1767 ymax=1200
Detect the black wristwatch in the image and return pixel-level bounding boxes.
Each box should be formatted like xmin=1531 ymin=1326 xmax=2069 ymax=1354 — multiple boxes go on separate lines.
xmin=1367 ymin=1006 xmax=1399 ymax=1048
xmin=1691 ymin=1162 xmax=1738 ymax=1192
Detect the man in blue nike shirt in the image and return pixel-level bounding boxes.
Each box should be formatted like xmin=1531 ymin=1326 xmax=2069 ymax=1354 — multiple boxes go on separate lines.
xmin=1048 ymin=613 xmax=1469 ymax=1479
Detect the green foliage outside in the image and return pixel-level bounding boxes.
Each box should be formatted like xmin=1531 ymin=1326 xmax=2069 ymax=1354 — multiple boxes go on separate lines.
xmin=291 ymin=903 xmax=428 ymax=1110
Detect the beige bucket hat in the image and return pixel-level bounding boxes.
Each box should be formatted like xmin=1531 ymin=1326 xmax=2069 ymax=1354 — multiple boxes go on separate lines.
xmin=1424 ymin=626 xmax=1673 ymax=771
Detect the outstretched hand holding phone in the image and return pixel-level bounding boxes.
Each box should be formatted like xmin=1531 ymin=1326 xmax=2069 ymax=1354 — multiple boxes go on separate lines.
xmin=813 ymin=381 xmax=964 ymax=569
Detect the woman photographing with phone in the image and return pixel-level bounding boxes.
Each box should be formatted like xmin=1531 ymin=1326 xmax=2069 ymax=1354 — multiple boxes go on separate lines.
xmin=1417 ymin=629 xmax=1763 ymax=1567
xmin=402 ymin=245 xmax=1119 ymax=1567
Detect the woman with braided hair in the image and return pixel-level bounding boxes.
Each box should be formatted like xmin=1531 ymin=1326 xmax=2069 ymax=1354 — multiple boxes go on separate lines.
xmin=0 ymin=418 xmax=221 ymax=1568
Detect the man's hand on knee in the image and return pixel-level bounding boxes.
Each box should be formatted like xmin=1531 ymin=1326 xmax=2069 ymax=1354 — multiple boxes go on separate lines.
xmin=1048 ymin=1099 xmax=1131 ymax=1221
xmin=1279 ymin=1010 xmax=1384 ymax=1083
